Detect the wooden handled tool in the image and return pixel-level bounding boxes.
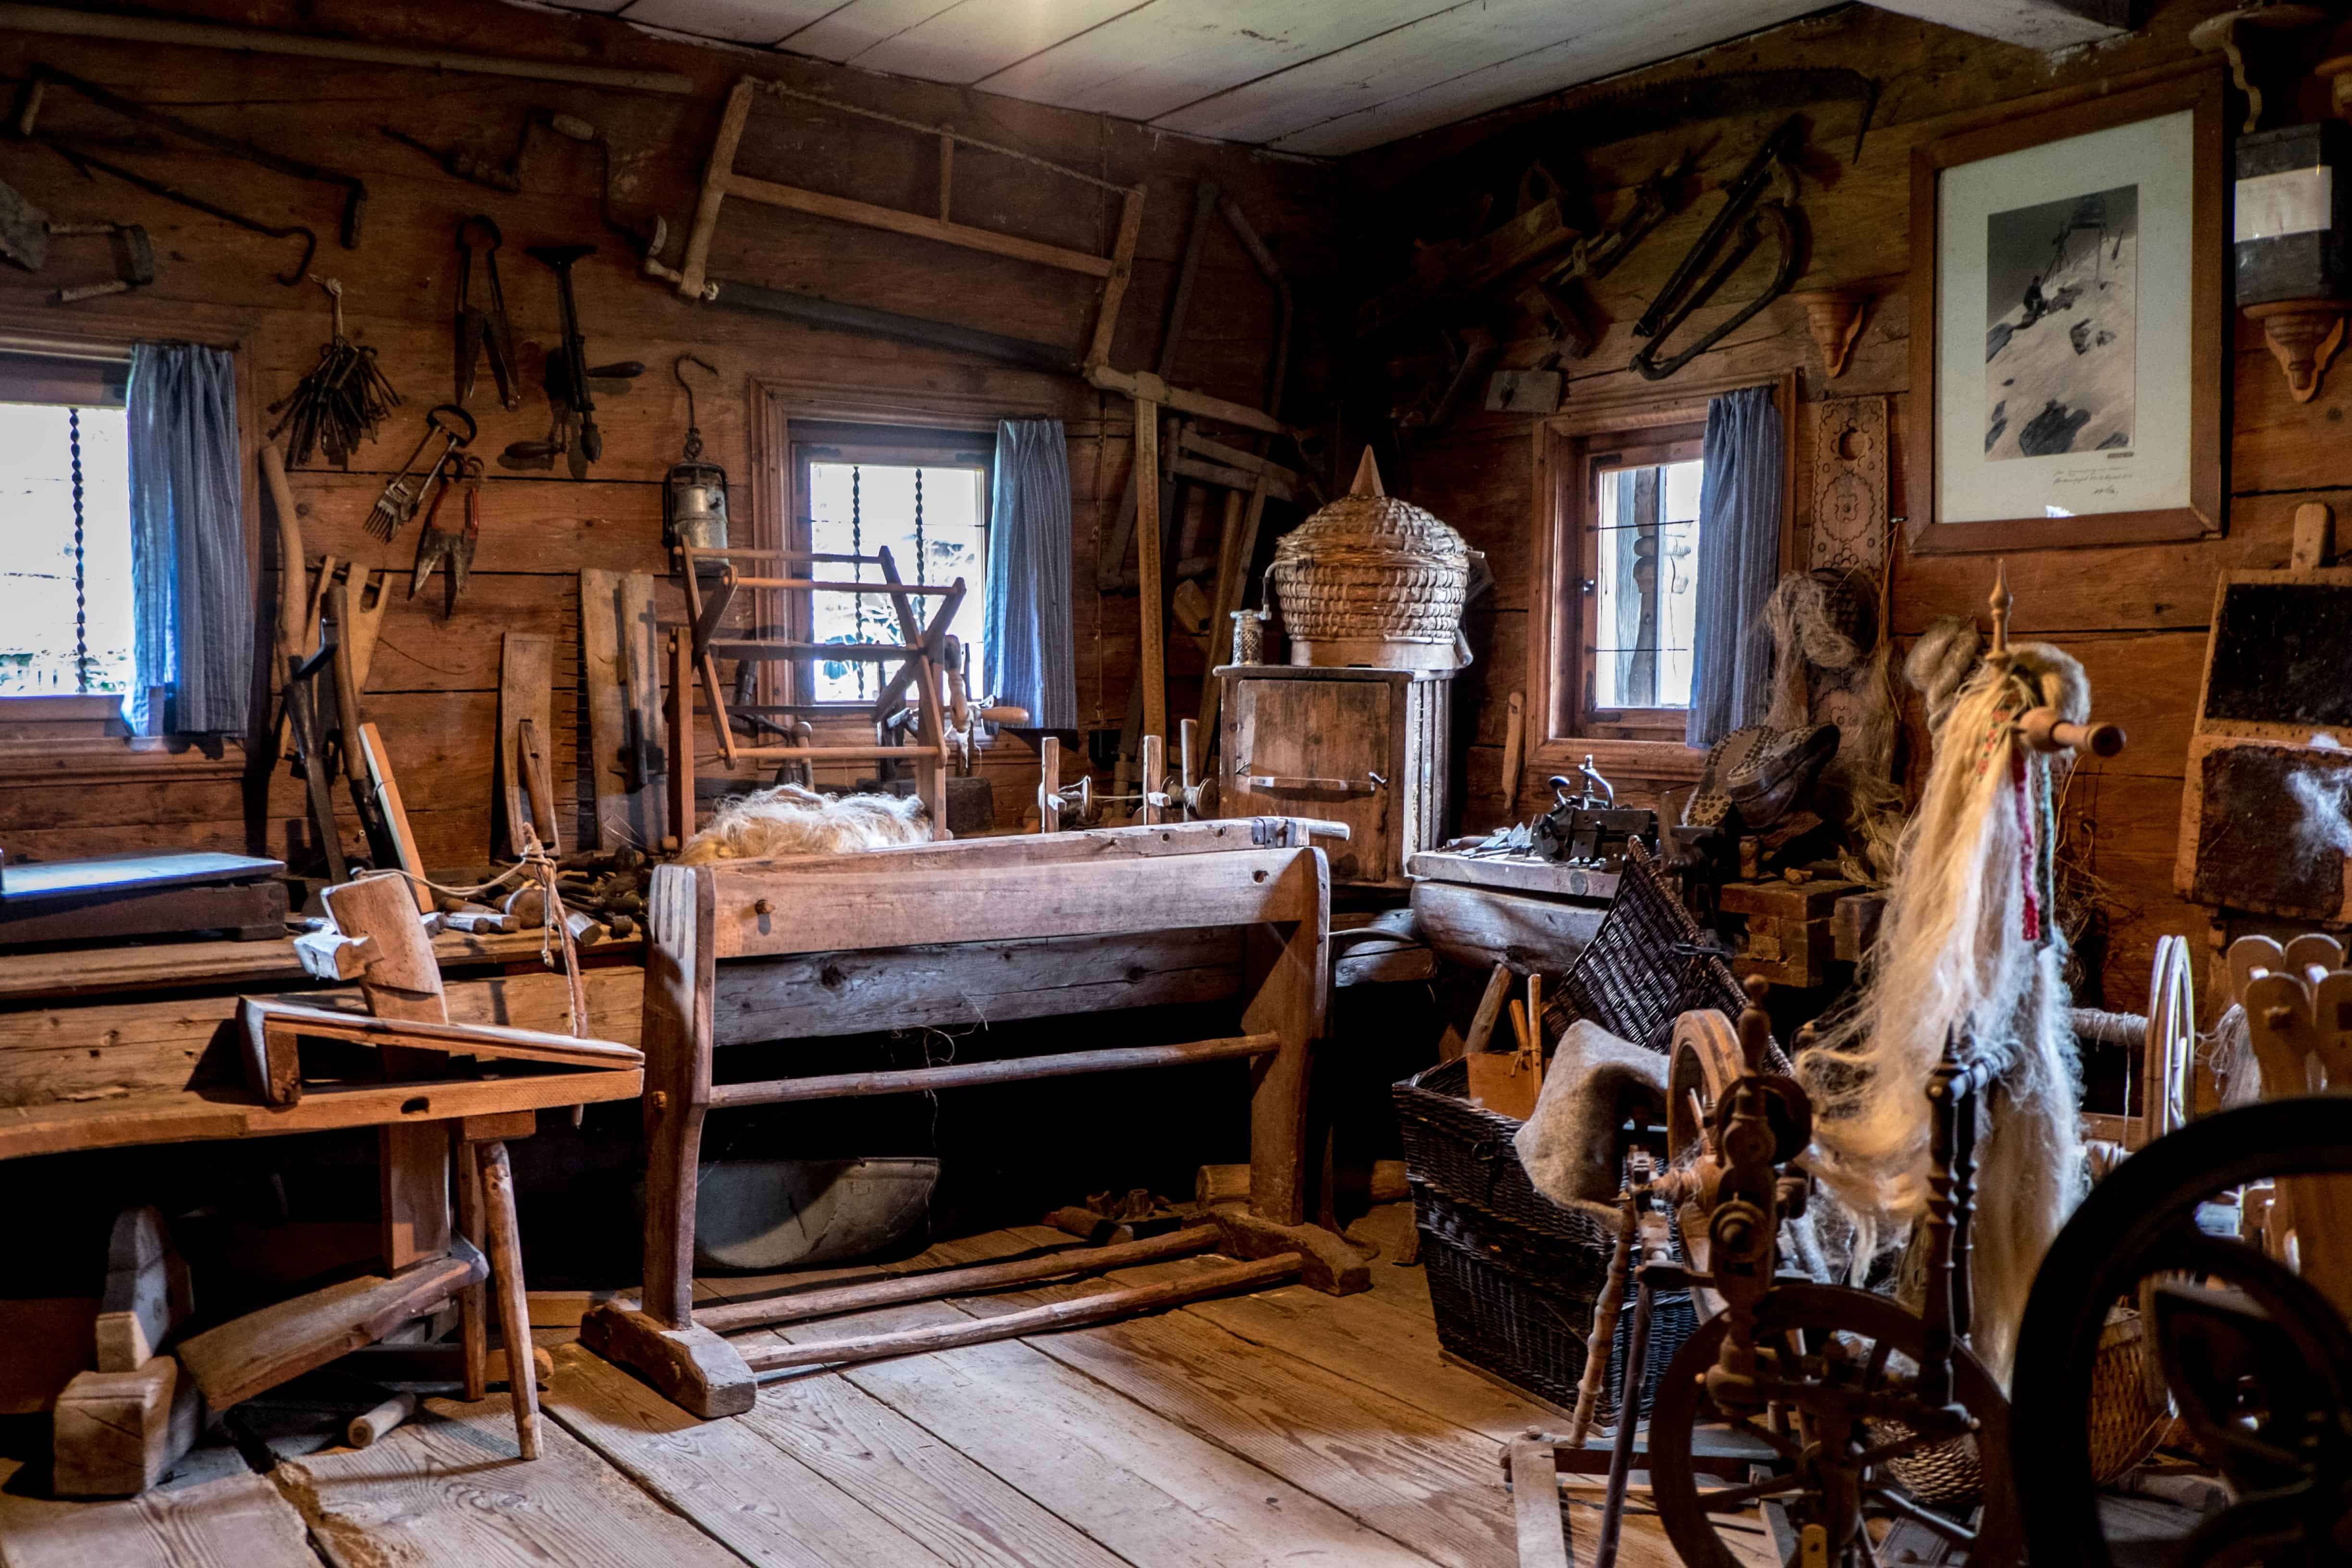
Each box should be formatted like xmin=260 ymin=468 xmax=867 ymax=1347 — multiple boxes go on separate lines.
xmin=263 ymin=446 xmax=347 ymax=880
xmin=2018 ymin=707 xmax=2124 ymax=757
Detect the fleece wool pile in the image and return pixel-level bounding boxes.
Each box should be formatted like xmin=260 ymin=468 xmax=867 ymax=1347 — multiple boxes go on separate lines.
xmin=677 ymin=783 xmax=932 ymax=863
xmin=1797 ymin=642 xmax=2089 ymax=1381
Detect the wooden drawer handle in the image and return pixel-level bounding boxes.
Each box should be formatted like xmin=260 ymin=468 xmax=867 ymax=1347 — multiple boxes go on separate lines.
xmin=1240 ymin=772 xmax=1384 ymax=795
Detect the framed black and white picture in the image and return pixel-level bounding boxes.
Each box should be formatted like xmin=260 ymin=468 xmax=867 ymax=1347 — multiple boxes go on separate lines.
xmin=1908 ymin=72 xmax=2225 ymax=553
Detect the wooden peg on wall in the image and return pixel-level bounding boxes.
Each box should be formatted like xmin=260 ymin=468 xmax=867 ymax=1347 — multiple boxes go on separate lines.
xmin=2293 ymin=502 xmax=2336 ymax=570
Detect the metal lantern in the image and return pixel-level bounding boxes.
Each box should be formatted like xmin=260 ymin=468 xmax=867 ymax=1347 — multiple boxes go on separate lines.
xmin=664 ymin=355 xmax=730 ymax=551
xmin=665 ymin=455 xmax=729 ymax=551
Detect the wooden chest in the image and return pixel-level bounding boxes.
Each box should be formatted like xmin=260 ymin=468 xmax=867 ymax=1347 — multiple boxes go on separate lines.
xmin=1216 ymin=665 xmax=1451 ymax=888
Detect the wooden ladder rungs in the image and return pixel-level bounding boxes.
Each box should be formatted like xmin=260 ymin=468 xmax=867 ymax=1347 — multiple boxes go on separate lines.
xmin=726 ymin=577 xmax=959 ymax=595
xmin=726 ymin=743 xmax=949 ymax=761
xmin=684 ymin=548 xmax=872 ymax=564
xmin=710 ymin=640 xmax=925 ymax=661
xmin=707 ymin=1033 xmax=1279 ymax=1108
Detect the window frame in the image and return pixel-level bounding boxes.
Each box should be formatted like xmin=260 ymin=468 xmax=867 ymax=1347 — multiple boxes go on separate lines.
xmin=749 ymin=375 xmax=1058 ymax=726
xmin=1574 ymin=428 xmax=1705 ymax=743
xmin=0 ymin=318 xmax=259 ymax=775
xmin=1525 ymin=371 xmax=1796 ymax=787
xmin=786 ymin=430 xmax=994 ymax=710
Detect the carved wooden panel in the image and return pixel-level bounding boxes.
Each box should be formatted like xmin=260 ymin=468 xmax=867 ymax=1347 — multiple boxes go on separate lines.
xmin=1810 ymin=395 xmax=1889 ymax=575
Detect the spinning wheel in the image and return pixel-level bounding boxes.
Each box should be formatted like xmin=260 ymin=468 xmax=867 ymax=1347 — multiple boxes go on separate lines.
xmin=1635 ymin=999 xmax=2020 ymax=1566
xmin=1649 ymin=1283 xmax=2019 ymax=1567
xmin=2013 ymin=1097 xmax=2352 ymax=1566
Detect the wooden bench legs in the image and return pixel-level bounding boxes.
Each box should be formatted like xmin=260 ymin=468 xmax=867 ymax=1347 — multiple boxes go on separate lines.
xmin=580 ymin=1086 xmax=758 ymax=1419
xmin=454 ymin=1112 xmax=543 ymax=1457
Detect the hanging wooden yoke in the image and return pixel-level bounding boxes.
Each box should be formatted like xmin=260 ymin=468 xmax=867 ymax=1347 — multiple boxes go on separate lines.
xmin=1629 ymin=116 xmax=1809 ymax=381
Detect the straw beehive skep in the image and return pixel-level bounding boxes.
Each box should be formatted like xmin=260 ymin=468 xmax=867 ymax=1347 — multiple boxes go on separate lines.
xmin=1269 ymin=450 xmax=1474 ymax=655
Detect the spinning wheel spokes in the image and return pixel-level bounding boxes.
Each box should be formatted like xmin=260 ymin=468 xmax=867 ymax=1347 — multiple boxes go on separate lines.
xmin=1650 ymin=1284 xmax=2017 ymax=1568
xmin=2012 ymin=1098 xmax=2352 ymax=1567
xmin=1695 ymin=1470 xmax=1807 ymax=1513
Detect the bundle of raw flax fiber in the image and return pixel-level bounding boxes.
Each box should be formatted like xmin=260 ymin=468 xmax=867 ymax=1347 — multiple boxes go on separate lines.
xmin=1796 ymin=639 xmax=2090 ymax=1383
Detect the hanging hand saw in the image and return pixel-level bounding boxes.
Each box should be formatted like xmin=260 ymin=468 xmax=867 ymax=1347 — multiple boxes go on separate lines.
xmin=1629 ymin=116 xmax=1809 ymax=382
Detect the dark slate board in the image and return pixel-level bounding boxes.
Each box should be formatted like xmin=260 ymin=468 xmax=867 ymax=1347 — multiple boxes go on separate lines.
xmin=2205 ymin=582 xmax=2352 ymax=728
xmin=2193 ymin=744 xmax=2352 ymax=919
xmin=0 ymin=849 xmax=283 ymax=904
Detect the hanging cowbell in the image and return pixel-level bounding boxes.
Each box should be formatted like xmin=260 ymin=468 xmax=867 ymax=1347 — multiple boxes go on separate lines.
xmin=664 ymin=354 xmax=730 ymax=551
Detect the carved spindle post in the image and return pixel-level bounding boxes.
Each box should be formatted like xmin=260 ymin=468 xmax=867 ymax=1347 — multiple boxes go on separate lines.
xmin=1987 ymin=560 xmax=2012 ymax=656
xmin=1920 ymin=1041 xmax=1962 ymax=1409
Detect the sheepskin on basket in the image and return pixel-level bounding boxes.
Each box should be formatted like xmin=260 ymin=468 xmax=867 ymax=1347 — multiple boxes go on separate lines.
xmin=677 ymin=783 xmax=932 ymax=863
xmin=1797 ymin=641 xmax=2089 ymax=1382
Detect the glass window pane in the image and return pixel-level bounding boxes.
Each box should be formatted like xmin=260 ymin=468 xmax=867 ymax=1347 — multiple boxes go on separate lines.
xmin=1663 ymin=458 xmax=1703 ymax=523
xmin=1588 ymin=459 xmax=1702 ymax=712
xmin=805 ymin=460 xmax=988 ymax=704
xmin=0 ymin=404 xmax=133 ymax=698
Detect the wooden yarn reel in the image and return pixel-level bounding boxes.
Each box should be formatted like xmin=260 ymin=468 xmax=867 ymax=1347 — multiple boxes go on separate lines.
xmin=1664 ymin=1008 xmax=1747 ymax=1295
xmin=2145 ymin=934 xmax=2196 ymax=1144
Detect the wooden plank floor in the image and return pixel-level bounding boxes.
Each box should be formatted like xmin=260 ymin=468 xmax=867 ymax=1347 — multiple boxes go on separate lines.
xmin=0 ymin=1205 xmax=1703 ymax=1568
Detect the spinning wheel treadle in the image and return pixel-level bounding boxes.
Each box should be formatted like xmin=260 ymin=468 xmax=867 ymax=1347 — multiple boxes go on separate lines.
xmin=2012 ymin=1097 xmax=2352 ymax=1566
xmin=1648 ymin=1285 xmax=2018 ymax=1567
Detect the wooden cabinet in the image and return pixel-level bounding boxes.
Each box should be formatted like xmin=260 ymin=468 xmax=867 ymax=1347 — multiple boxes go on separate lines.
xmin=1216 ymin=665 xmax=1451 ymax=887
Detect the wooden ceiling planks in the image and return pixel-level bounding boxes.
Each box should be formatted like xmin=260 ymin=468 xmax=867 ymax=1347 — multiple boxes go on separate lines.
xmin=772 ymin=0 xmax=971 ymax=64
xmin=828 ymin=0 xmax=1149 ymax=84
xmin=978 ymin=0 xmax=1451 ymax=123
xmin=579 ymin=0 xmax=1854 ymax=154
xmin=1248 ymin=0 xmax=1834 ymax=156
xmin=615 ymin=0 xmax=837 ymax=46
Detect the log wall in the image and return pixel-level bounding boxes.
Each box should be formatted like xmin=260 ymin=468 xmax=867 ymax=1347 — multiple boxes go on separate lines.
xmin=1349 ymin=0 xmax=2298 ymax=1009
xmin=0 ymin=0 xmax=2303 ymax=1017
xmin=0 ymin=0 xmax=1333 ymax=864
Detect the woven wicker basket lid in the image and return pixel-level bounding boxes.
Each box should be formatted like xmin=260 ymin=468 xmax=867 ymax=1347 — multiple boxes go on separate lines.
xmin=1269 ymin=450 xmax=1475 ymax=669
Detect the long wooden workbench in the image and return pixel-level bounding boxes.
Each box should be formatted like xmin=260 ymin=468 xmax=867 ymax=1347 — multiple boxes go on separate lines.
xmin=582 ymin=817 xmax=1358 ymax=1419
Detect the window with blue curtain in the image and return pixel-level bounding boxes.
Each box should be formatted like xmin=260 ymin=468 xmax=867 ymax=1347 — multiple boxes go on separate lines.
xmin=127 ymin=341 xmax=251 ymax=735
xmin=1683 ymin=383 xmax=1786 ymax=748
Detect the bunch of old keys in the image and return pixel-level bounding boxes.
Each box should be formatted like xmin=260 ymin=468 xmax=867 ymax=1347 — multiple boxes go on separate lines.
xmin=267 ymin=277 xmax=401 ymax=468
xmin=365 ymin=403 xmax=475 ymax=540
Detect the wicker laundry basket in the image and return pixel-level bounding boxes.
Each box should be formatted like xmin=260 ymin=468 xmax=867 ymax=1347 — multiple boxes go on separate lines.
xmin=1269 ymin=451 xmax=1475 ymax=670
xmin=1394 ymin=844 xmax=1754 ymax=1421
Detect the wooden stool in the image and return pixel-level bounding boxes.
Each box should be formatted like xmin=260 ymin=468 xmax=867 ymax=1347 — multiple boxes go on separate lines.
xmin=44 ymin=873 xmax=641 ymax=1493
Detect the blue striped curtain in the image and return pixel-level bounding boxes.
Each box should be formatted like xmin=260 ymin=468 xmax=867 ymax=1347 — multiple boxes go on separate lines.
xmin=983 ymin=417 xmax=1075 ymax=729
xmin=1684 ymin=385 xmax=1784 ymax=748
xmin=127 ymin=343 xmax=250 ymax=734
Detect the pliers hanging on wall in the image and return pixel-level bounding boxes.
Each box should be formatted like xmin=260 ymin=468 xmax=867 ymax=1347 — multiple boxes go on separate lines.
xmin=1629 ymin=116 xmax=1810 ymax=381
xmin=410 ymin=455 xmax=485 ymax=615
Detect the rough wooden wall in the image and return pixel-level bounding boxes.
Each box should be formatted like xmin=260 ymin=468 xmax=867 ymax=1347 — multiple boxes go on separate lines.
xmin=0 ymin=0 xmax=1331 ymax=865
xmin=1346 ymin=0 xmax=2306 ymax=1011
